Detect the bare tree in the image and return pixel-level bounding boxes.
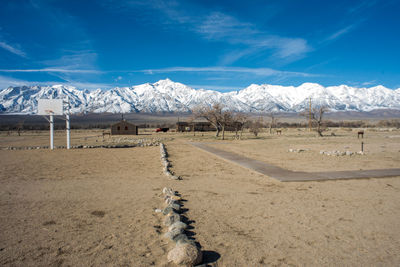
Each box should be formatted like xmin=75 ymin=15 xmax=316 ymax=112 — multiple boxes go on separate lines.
xmin=193 ymin=103 xmax=232 ymax=139
xmin=220 ymin=111 xmax=232 ymax=140
xmin=301 ymin=106 xmax=329 ymax=137
xmin=267 ymin=113 xmax=278 ymax=134
xmin=231 ymin=113 xmax=248 ymax=139
xmin=16 ymin=119 xmax=25 ymax=136
xmin=249 ymin=117 xmax=264 ymax=137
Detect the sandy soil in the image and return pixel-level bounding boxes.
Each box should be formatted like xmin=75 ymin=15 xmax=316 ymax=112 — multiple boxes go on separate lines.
xmin=167 ymin=140 xmax=400 ymax=266
xmin=0 ymin=147 xmax=177 ymax=267
xmin=206 ymin=129 xmax=400 ymax=172
xmin=1 ymin=129 xmax=400 ymax=266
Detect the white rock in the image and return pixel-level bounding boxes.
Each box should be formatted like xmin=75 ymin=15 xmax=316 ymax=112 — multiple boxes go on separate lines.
xmin=167 ymin=243 xmax=202 ymax=266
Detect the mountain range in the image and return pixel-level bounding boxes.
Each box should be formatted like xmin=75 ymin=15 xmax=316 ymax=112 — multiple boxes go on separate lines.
xmin=1 ymin=79 xmax=399 ymax=114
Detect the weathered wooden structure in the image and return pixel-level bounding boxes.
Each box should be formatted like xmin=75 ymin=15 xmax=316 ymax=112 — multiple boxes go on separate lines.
xmin=111 ymin=120 xmax=138 ymax=135
xmin=357 ymin=130 xmax=364 ymax=139
xmin=176 ymin=122 xmax=215 ymax=132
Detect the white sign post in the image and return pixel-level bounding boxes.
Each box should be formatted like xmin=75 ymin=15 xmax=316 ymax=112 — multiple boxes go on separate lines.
xmin=65 ymin=97 xmax=71 ymax=149
xmin=38 ymin=99 xmax=64 ymax=150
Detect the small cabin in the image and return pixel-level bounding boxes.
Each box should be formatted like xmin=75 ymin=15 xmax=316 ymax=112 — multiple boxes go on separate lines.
xmin=176 ymin=121 xmax=215 ymax=132
xmin=111 ymin=120 xmax=138 ymax=135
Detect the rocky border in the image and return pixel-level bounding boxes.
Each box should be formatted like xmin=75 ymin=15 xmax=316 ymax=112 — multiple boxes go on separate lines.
xmin=156 ymin=187 xmax=202 ymax=266
xmin=160 ymin=143 xmax=181 ymax=180
xmin=320 ymin=150 xmax=365 ymax=156
xmin=0 ymin=142 xmax=161 ymax=150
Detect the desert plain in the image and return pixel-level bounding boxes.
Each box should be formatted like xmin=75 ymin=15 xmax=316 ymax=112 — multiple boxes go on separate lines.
xmin=0 ymin=127 xmax=400 ymax=266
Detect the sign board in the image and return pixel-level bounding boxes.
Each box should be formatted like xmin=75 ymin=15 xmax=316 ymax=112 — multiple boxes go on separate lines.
xmin=37 ymin=99 xmax=63 ymax=115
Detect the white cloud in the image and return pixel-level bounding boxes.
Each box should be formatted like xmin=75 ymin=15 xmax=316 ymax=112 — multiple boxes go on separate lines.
xmin=0 ymin=68 xmax=102 ymax=74
xmin=188 ymin=84 xmax=242 ymax=92
xmin=0 ymin=75 xmax=31 ymax=89
xmin=139 ymin=66 xmax=316 ymax=77
xmin=0 ymin=74 xmax=112 ymax=90
xmin=0 ymin=41 xmax=27 ymax=58
xmin=325 ymin=24 xmax=357 ymax=41
xmin=104 ymin=1 xmax=311 ymax=63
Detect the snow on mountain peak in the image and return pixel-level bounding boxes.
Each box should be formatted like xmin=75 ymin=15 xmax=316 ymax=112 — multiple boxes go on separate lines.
xmin=0 ymin=79 xmax=399 ymax=114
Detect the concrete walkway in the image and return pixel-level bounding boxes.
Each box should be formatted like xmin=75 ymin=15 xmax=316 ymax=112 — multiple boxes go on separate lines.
xmin=190 ymin=142 xmax=400 ymax=182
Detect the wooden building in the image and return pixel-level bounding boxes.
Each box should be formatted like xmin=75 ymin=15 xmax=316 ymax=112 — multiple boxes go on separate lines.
xmin=111 ymin=120 xmax=138 ymax=135
xmin=176 ymin=121 xmax=215 ymax=132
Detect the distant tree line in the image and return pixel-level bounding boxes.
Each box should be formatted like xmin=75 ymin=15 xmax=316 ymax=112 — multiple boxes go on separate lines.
xmin=0 ymin=112 xmax=399 ymax=132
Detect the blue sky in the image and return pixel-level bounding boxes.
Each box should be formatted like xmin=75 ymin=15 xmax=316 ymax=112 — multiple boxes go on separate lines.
xmin=0 ymin=0 xmax=399 ymax=91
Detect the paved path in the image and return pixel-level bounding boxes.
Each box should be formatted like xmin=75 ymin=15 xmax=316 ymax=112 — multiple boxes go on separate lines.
xmin=190 ymin=142 xmax=400 ymax=182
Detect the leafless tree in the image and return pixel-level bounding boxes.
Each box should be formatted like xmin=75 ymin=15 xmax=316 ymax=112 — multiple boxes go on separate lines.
xmin=193 ymin=103 xmax=232 ymax=139
xmin=231 ymin=113 xmax=249 ymax=139
xmin=267 ymin=113 xmax=278 ymax=134
xmin=220 ymin=111 xmax=232 ymax=140
xmin=16 ymin=119 xmax=25 ymax=136
xmin=249 ymin=117 xmax=264 ymax=137
xmin=301 ymin=106 xmax=329 ymax=137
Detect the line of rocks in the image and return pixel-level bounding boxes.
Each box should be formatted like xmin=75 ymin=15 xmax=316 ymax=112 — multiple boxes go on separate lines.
xmin=108 ymin=137 xmax=171 ymax=145
xmin=320 ymin=150 xmax=365 ymax=156
xmin=0 ymin=143 xmax=160 ymax=150
xmin=156 ymin=187 xmax=202 ymax=266
xmin=160 ymin=143 xmax=181 ymax=180
xmin=288 ymin=148 xmax=308 ymax=153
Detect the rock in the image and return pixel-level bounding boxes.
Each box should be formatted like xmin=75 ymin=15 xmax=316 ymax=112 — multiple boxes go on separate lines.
xmin=345 ymin=151 xmax=353 ymax=156
xmin=167 ymin=243 xmax=202 ymax=266
xmin=163 ymin=206 xmax=174 ymax=215
xmin=162 ymin=187 xmax=174 ymax=195
xmin=169 ymin=195 xmax=182 ymax=201
xmin=169 ymin=221 xmax=187 ymax=232
xmin=167 ymin=203 xmax=181 ymax=211
xmin=174 ymin=234 xmax=192 ymax=244
xmin=165 ymin=198 xmax=177 ymax=205
xmin=164 ymin=212 xmax=180 ymax=226
xmin=164 ymin=227 xmax=184 ymax=240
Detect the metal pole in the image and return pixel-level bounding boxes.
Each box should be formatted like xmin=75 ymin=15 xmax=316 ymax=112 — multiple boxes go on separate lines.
xmin=50 ymin=114 xmax=54 ymax=150
xmin=65 ymin=96 xmax=70 ymax=150
xmin=66 ymin=114 xmax=70 ymax=149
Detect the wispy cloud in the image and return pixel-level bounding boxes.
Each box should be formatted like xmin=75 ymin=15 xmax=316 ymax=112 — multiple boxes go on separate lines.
xmin=325 ymin=24 xmax=358 ymax=42
xmin=103 ymin=0 xmax=311 ymax=64
xmin=0 ymin=74 xmax=112 ymax=90
xmin=0 ymin=75 xmax=31 ymax=89
xmin=138 ymin=66 xmax=316 ymax=77
xmin=0 ymin=41 xmax=27 ymax=58
xmin=348 ymin=0 xmax=378 ymax=14
xmin=0 ymin=68 xmax=102 ymax=74
xmin=188 ymin=84 xmax=242 ymax=92
xmin=41 ymin=50 xmax=98 ymax=70
xmin=362 ymin=80 xmax=377 ymax=86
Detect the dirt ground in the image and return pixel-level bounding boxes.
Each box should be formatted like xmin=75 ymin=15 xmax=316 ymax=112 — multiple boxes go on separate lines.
xmin=0 ymin=128 xmax=399 ymax=266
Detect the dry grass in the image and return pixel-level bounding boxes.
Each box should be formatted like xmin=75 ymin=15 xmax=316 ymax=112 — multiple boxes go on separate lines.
xmin=0 ymin=128 xmax=399 ymax=266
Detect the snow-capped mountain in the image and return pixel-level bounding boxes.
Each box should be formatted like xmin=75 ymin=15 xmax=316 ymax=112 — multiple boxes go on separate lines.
xmin=1 ymin=79 xmax=399 ymax=114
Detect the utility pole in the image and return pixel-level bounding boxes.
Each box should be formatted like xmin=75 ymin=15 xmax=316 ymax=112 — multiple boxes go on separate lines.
xmin=309 ymin=97 xmax=312 ymax=131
